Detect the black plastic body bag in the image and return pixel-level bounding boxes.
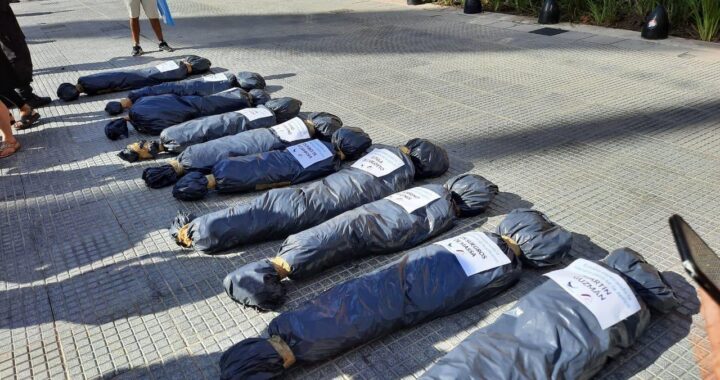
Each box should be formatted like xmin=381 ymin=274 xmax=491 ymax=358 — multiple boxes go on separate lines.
xmin=81 ymin=58 xmax=209 ymax=95
xmin=171 ymin=141 xmax=450 ymax=253
xmin=219 ymin=209 xmax=573 ymax=379
xmin=224 ymin=174 xmax=500 ymax=310
xmin=421 ymin=248 xmax=678 ymax=380
xmin=142 ymin=113 xmax=340 ymax=189
xmin=126 ymin=72 xmax=238 ymax=103
xmin=171 ymin=127 xmax=372 ymax=201
xmin=129 ymin=88 xmax=252 ymax=135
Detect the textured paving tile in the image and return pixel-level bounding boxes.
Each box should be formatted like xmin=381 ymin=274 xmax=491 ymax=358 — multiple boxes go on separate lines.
xmin=1 ymin=0 xmax=719 ymax=379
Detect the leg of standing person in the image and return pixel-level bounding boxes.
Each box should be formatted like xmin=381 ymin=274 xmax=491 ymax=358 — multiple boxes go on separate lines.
xmin=0 ymin=100 xmax=20 ymax=158
xmin=126 ymin=0 xmax=144 ymax=56
xmin=140 ymin=0 xmax=174 ymax=52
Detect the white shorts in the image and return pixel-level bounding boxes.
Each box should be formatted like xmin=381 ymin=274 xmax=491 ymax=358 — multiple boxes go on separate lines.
xmin=125 ymin=0 xmax=159 ymax=19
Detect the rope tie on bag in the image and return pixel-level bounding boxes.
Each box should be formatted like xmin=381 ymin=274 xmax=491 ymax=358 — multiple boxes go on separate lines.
xmin=206 ymin=175 xmax=217 ymax=190
xmin=400 ymin=146 xmax=410 ymax=155
xmin=269 ymin=257 xmax=292 ymax=279
xmin=176 ymin=224 xmax=193 ymax=247
xmin=169 ymin=160 xmax=184 ymax=175
xmin=76 ymin=83 xmax=85 ymax=93
xmin=501 ymin=235 xmax=522 ymax=257
xmin=184 ymin=62 xmax=193 ymax=74
xmin=336 ymin=149 xmax=346 ymax=161
xmin=304 ymin=120 xmax=316 ymax=136
xmin=268 ymin=335 xmax=296 ymax=368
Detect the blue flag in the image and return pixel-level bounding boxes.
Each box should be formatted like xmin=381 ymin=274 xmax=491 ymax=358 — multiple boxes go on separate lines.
xmin=157 ymin=0 xmax=175 ymax=26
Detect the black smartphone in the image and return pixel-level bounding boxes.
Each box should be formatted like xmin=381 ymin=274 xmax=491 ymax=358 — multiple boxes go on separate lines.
xmin=669 ymin=214 xmax=720 ymax=303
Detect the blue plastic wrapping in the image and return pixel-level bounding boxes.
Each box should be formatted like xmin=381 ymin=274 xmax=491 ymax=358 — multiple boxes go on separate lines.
xmin=422 ymin=248 xmax=678 ymax=380
xmin=171 ymin=127 xmax=372 ymax=201
xmin=224 ymin=174 xmax=499 ymax=309
xmin=170 ymin=140 xmax=449 ymax=253
xmin=127 ymin=88 xmax=252 ymax=135
xmin=219 ymin=210 xmax=572 ymax=379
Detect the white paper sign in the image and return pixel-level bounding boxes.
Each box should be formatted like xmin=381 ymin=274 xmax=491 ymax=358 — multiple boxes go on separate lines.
xmin=544 ymin=259 xmax=641 ymax=329
xmin=435 ymin=231 xmax=511 ymax=276
xmin=237 ymin=107 xmax=273 ymax=121
xmin=351 ymin=148 xmax=405 ymax=177
xmin=386 ymin=187 xmax=441 ymax=213
xmin=271 ymin=118 xmax=310 ymax=142
xmin=155 ymin=61 xmax=180 ymax=72
xmin=288 ymin=140 xmax=333 ymax=168
xmin=203 ymin=73 xmax=227 ymax=82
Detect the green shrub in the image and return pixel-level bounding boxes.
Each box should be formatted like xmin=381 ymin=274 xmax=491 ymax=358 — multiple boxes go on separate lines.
xmin=483 ymin=0 xmax=504 ymax=11
xmin=587 ymin=0 xmax=621 ymax=24
xmin=633 ymin=0 xmax=656 ymax=17
xmin=558 ymin=0 xmax=589 ymax=21
xmin=687 ymin=0 xmax=720 ymax=41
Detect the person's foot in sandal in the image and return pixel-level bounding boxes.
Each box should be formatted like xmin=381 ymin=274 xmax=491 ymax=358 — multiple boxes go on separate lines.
xmin=14 ymin=109 xmax=40 ymax=130
xmin=0 ymin=140 xmax=21 ymax=158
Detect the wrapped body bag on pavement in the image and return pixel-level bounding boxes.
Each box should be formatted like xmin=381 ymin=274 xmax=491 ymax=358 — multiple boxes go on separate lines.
xmin=107 ymin=88 xmax=252 ymax=137
xmin=422 ymin=248 xmax=678 ymax=380
xmin=172 ymin=127 xmax=372 ymax=201
xmin=225 ymin=174 xmax=500 ymax=310
xmin=219 ymin=209 xmax=573 ymax=379
xmin=118 ymin=97 xmax=301 ymax=162
xmin=105 ymin=71 xmax=269 ymax=115
xmin=142 ymin=112 xmax=337 ymax=188
xmin=170 ymin=139 xmax=450 ymax=253
xmin=105 ymin=72 xmax=239 ymax=115
xmin=57 ymin=55 xmax=212 ymax=101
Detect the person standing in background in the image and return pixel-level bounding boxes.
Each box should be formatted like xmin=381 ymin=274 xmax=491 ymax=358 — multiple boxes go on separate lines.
xmin=125 ymin=0 xmax=174 ymax=56
xmin=0 ymin=0 xmax=52 ymax=109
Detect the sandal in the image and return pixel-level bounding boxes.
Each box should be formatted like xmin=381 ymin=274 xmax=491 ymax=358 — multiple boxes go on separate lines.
xmin=14 ymin=111 xmax=40 ymax=130
xmin=0 ymin=140 xmax=21 ymax=158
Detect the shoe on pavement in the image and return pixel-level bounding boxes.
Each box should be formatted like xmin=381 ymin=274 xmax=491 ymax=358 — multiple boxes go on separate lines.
xmin=132 ymin=45 xmax=144 ymax=57
xmin=24 ymin=94 xmax=52 ymax=108
xmin=158 ymin=41 xmax=174 ymax=52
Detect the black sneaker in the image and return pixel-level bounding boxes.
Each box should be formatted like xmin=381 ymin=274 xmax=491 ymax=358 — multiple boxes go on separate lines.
xmin=158 ymin=41 xmax=174 ymax=52
xmin=132 ymin=45 xmax=144 ymax=57
xmin=24 ymin=94 xmax=52 ymax=108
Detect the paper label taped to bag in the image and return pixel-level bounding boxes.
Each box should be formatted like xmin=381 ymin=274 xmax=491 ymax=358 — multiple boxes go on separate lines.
xmin=203 ymin=73 xmax=227 ymax=82
xmin=156 ymin=61 xmax=180 ymax=73
xmin=271 ymin=118 xmax=310 ymax=142
xmin=288 ymin=140 xmax=333 ymax=168
xmin=237 ymin=107 xmax=273 ymax=121
xmin=352 ymin=149 xmax=405 ymax=177
xmin=545 ymin=259 xmax=641 ymax=329
xmin=386 ymin=187 xmax=441 ymax=213
xmin=435 ymin=231 xmax=510 ymax=276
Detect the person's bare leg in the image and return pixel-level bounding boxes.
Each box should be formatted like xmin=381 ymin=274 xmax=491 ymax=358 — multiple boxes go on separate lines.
xmin=130 ymin=17 xmax=141 ymax=46
xmin=149 ymin=18 xmax=164 ymax=42
xmin=0 ymin=103 xmax=17 ymax=144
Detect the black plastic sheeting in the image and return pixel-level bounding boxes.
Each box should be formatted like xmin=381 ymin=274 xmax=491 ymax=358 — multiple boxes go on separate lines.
xmin=125 ymin=72 xmax=238 ymax=104
xmin=224 ymin=174 xmax=499 ymax=310
xmin=127 ymin=88 xmax=252 ymax=135
xmin=219 ymin=209 xmax=573 ymax=379
xmin=172 ymin=127 xmax=372 ymax=201
xmin=118 ymin=105 xmax=282 ymax=163
xmin=57 ymin=55 xmax=211 ymax=101
xmin=170 ymin=140 xmax=449 ymax=253
xmin=422 ymin=248 xmax=678 ymax=380
xmin=237 ymin=71 xmax=266 ymax=91
xmin=142 ymin=113 xmax=339 ymax=188
xmin=159 ymin=98 xmax=301 ymax=154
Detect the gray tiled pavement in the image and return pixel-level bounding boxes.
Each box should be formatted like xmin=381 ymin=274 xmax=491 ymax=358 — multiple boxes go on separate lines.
xmin=2 ymin=0 xmax=720 ymax=378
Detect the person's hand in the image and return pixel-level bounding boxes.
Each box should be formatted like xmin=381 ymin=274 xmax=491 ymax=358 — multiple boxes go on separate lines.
xmin=699 ymin=288 xmax=720 ymax=379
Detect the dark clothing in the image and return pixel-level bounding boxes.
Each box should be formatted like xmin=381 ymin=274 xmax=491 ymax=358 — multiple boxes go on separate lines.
xmin=0 ymin=0 xmax=34 ymax=96
xmin=0 ymin=48 xmax=24 ymax=108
